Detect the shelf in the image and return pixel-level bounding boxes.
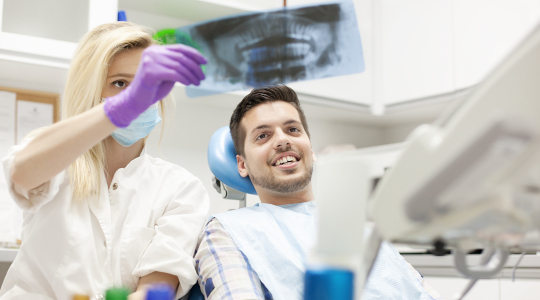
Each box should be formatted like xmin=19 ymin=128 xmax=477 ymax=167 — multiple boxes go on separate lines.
xmin=0 ymin=52 xmax=69 ymax=94
xmin=404 ymin=254 xmax=540 ymax=279
xmin=0 ymin=33 xmax=76 ymax=61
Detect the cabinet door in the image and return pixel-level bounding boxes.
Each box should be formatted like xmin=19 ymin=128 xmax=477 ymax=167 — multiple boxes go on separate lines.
xmin=2 ymin=0 xmax=89 ymax=43
xmin=453 ymin=0 xmax=540 ymax=89
xmin=0 ymin=0 xmax=117 ymax=59
xmin=379 ymin=0 xmax=454 ymax=105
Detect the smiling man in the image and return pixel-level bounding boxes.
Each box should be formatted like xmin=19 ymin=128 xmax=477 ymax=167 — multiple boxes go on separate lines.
xmin=194 ymin=85 xmax=440 ymax=300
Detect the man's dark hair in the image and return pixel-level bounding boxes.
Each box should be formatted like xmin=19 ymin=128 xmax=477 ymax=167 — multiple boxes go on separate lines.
xmin=230 ymin=85 xmax=310 ymax=157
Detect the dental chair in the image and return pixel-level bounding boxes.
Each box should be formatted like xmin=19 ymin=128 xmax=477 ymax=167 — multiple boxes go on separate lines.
xmin=207 ymin=126 xmax=257 ymax=206
xmin=185 ymin=126 xmax=257 ymax=300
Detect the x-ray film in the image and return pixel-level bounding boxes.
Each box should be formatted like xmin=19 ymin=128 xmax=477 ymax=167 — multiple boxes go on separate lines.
xmin=176 ymin=0 xmax=365 ymax=97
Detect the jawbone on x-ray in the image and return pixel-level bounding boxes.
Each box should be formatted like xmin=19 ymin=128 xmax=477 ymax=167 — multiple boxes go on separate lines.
xmin=177 ymin=0 xmax=365 ymax=97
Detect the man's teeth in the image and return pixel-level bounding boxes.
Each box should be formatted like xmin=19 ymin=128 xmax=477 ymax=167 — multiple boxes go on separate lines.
xmin=275 ymin=155 xmax=298 ymax=166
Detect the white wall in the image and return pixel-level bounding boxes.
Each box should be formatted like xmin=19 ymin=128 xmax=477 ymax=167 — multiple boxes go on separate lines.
xmin=381 ymin=120 xmax=431 ymax=144
xmin=145 ymin=89 xmax=384 ymax=215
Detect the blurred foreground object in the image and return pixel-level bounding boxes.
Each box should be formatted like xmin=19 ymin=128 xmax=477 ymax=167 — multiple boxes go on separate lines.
xmin=371 ymin=13 xmax=540 ymax=281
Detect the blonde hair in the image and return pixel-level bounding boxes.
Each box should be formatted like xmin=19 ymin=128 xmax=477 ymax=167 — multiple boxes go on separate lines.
xmin=63 ymin=22 xmax=175 ymax=201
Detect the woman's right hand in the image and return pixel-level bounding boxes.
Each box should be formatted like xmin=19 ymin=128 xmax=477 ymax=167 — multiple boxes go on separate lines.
xmin=104 ymin=44 xmax=207 ymax=128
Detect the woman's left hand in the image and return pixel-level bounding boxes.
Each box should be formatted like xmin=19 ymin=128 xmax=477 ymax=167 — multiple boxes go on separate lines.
xmin=130 ymin=271 xmax=178 ymax=299
xmin=128 ymin=289 xmax=147 ymax=300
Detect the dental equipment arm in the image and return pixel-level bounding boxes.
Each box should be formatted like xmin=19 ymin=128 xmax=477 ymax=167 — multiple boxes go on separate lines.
xmin=312 ymin=16 xmax=540 ymax=300
xmin=370 ymin=18 xmax=540 ymax=281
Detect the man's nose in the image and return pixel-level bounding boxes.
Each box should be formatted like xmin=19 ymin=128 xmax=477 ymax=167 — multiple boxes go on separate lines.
xmin=274 ymin=129 xmax=292 ymax=149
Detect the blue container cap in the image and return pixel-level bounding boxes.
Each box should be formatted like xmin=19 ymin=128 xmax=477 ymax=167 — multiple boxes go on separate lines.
xmin=303 ymin=266 xmax=354 ymax=300
xmin=117 ymin=10 xmax=127 ymax=22
xmin=145 ymin=284 xmax=174 ymax=300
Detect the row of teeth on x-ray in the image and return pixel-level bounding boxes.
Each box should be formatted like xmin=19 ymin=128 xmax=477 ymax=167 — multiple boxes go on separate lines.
xmin=245 ymin=43 xmax=312 ymax=64
xmin=237 ymin=20 xmax=318 ymax=51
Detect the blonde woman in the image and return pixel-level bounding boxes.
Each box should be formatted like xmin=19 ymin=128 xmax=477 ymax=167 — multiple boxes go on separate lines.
xmin=0 ymin=22 xmax=209 ymax=300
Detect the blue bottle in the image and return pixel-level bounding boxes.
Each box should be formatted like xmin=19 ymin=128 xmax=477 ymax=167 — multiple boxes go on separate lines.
xmin=145 ymin=284 xmax=174 ymax=300
xmin=304 ymin=266 xmax=354 ymax=300
xmin=117 ymin=11 xmax=127 ymax=22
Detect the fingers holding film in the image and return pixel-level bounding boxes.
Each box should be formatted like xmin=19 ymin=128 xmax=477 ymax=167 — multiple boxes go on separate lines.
xmin=165 ymin=44 xmax=207 ymax=65
xmin=137 ymin=45 xmax=207 ymax=88
xmin=159 ymin=54 xmax=204 ymax=85
xmin=158 ymin=56 xmax=200 ymax=85
xmin=163 ymin=51 xmax=205 ymax=81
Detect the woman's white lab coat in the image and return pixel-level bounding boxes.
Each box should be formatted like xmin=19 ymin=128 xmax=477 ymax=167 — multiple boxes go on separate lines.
xmin=0 ymin=142 xmax=209 ymax=300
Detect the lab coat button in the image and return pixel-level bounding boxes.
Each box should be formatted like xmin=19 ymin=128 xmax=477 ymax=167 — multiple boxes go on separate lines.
xmin=112 ymin=183 xmax=118 ymax=190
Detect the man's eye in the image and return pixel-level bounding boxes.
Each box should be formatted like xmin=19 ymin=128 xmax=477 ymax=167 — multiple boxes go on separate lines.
xmin=290 ymin=127 xmax=300 ymax=132
xmin=256 ymin=134 xmax=268 ymax=140
xmin=112 ymin=80 xmax=127 ymax=88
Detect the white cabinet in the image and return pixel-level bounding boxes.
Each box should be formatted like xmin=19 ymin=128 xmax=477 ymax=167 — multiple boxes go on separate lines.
xmin=378 ymin=0 xmax=540 ymax=107
xmin=0 ymin=0 xmax=117 ymax=58
xmin=379 ymin=0 xmax=454 ymax=105
xmin=453 ymin=0 xmax=540 ymax=89
xmin=1 ymin=0 xmax=539 ymax=117
xmin=0 ymin=0 xmax=117 ymax=92
xmin=2 ymin=0 xmax=89 ymax=43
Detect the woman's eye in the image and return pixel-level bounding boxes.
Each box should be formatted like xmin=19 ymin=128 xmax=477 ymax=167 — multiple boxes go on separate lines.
xmin=113 ymin=81 xmax=127 ymax=88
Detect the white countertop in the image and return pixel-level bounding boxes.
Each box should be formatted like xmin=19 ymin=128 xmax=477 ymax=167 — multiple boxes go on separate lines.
xmin=0 ymin=249 xmax=17 ymax=263
xmin=2 ymin=248 xmax=540 ymax=279
xmin=403 ymin=253 xmax=540 ymax=279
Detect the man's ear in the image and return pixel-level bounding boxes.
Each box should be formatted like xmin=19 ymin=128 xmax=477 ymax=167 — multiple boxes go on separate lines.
xmin=236 ymin=155 xmax=249 ymax=178
xmin=311 ymin=148 xmax=317 ymax=162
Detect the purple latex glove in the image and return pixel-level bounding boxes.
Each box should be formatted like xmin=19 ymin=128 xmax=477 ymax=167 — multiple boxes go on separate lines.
xmin=104 ymin=44 xmax=206 ymax=127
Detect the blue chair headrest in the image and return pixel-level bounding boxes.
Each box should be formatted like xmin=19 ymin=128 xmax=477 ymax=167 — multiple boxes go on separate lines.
xmin=207 ymin=126 xmax=257 ymax=195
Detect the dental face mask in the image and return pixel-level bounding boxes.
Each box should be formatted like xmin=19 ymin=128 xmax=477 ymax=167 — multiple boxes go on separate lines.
xmin=103 ymin=98 xmax=162 ymax=147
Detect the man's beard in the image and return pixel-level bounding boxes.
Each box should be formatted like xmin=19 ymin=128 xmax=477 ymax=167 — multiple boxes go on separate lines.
xmin=249 ymin=164 xmax=313 ymax=194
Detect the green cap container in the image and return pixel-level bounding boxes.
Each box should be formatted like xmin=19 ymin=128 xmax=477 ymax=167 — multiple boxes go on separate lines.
xmin=105 ymin=287 xmax=130 ymax=300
